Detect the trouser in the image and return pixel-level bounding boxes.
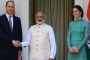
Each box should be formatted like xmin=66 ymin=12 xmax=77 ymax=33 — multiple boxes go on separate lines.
xmin=0 ymin=51 xmax=18 ymax=60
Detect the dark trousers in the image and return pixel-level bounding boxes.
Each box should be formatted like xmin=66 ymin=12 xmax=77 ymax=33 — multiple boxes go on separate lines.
xmin=85 ymin=44 xmax=90 ymax=60
xmin=0 ymin=51 xmax=18 ymax=60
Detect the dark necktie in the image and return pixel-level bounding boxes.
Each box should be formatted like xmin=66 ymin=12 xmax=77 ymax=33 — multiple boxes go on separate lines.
xmin=9 ymin=16 xmax=13 ymax=31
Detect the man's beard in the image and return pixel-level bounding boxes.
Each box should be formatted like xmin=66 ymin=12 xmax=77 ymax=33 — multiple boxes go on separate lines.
xmin=36 ymin=20 xmax=44 ymax=25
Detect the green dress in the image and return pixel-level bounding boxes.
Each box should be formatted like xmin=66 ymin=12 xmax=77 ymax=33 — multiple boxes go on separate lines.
xmin=67 ymin=19 xmax=89 ymax=60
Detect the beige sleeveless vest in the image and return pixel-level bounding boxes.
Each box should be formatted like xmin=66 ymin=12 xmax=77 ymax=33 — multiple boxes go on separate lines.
xmin=29 ymin=23 xmax=51 ymax=60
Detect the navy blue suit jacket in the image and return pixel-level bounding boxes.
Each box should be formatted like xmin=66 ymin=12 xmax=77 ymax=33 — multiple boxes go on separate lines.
xmin=0 ymin=14 xmax=22 ymax=55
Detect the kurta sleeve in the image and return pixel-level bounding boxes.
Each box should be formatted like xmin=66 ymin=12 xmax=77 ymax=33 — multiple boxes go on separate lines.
xmin=21 ymin=29 xmax=31 ymax=46
xmin=77 ymin=21 xmax=89 ymax=49
xmin=49 ymin=27 xmax=56 ymax=59
xmin=67 ymin=22 xmax=71 ymax=48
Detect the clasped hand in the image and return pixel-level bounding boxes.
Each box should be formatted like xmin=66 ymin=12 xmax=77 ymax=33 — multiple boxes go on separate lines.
xmin=12 ymin=40 xmax=21 ymax=47
xmin=69 ymin=47 xmax=79 ymax=54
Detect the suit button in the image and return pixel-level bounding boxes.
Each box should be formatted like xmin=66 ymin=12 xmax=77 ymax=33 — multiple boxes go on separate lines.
xmin=38 ymin=31 xmax=39 ymax=32
xmin=36 ymin=45 xmax=38 ymax=46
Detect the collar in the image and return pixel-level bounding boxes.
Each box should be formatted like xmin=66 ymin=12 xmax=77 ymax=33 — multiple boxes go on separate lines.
xmin=36 ymin=23 xmax=45 ymax=26
xmin=6 ymin=13 xmax=13 ymax=18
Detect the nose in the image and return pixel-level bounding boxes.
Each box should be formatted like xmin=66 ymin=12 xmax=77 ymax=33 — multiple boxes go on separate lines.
xmin=38 ymin=17 xmax=42 ymax=20
xmin=10 ymin=7 xmax=12 ymax=9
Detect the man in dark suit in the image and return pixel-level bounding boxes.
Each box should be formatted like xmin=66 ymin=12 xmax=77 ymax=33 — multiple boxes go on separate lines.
xmin=0 ymin=1 xmax=22 ymax=60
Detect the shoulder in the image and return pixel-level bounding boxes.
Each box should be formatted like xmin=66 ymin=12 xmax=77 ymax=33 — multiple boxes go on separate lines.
xmin=45 ymin=24 xmax=52 ymax=27
xmin=69 ymin=21 xmax=74 ymax=25
xmin=0 ymin=14 xmax=6 ymax=18
xmin=82 ymin=20 xmax=89 ymax=25
xmin=13 ymin=16 xmax=21 ymax=22
xmin=13 ymin=16 xmax=20 ymax=20
xmin=44 ymin=24 xmax=53 ymax=30
xmin=45 ymin=24 xmax=54 ymax=32
xmin=29 ymin=25 xmax=36 ymax=29
xmin=82 ymin=20 xmax=89 ymax=23
xmin=0 ymin=14 xmax=7 ymax=22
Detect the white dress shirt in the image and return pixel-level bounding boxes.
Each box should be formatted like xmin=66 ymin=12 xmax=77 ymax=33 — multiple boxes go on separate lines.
xmin=21 ymin=25 xmax=56 ymax=59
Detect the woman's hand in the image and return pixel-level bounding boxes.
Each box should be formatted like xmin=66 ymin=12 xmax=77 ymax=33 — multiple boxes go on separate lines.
xmin=72 ymin=46 xmax=79 ymax=54
xmin=69 ymin=47 xmax=74 ymax=53
xmin=74 ymin=48 xmax=79 ymax=54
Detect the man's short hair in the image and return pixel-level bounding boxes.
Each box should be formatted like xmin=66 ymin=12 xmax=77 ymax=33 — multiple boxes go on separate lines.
xmin=6 ymin=0 xmax=15 ymax=7
xmin=35 ymin=11 xmax=45 ymax=18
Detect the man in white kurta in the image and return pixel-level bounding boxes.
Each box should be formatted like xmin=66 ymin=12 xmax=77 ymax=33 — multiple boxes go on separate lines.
xmin=21 ymin=11 xmax=56 ymax=60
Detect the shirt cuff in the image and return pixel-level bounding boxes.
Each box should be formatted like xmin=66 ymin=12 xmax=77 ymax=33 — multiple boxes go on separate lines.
xmin=21 ymin=42 xmax=25 ymax=46
xmin=50 ymin=55 xmax=54 ymax=59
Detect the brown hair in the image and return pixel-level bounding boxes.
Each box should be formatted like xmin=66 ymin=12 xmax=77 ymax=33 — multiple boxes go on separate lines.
xmin=6 ymin=1 xmax=15 ymax=7
xmin=73 ymin=5 xmax=84 ymax=17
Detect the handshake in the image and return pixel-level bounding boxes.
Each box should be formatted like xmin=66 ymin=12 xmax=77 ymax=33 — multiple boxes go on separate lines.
xmin=12 ymin=40 xmax=22 ymax=48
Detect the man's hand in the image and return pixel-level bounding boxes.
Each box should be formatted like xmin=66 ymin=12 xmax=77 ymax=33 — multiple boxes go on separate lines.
xmin=12 ymin=40 xmax=21 ymax=47
xmin=48 ymin=58 xmax=52 ymax=60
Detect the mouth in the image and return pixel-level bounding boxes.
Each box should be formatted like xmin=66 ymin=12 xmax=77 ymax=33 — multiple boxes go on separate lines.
xmin=38 ymin=20 xmax=43 ymax=22
xmin=36 ymin=20 xmax=44 ymax=24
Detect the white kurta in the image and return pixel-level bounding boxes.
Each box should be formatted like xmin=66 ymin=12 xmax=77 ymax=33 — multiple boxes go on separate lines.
xmin=21 ymin=23 xmax=56 ymax=60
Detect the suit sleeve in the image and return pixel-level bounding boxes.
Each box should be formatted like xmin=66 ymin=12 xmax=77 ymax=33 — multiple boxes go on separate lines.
xmin=17 ymin=18 xmax=22 ymax=43
xmin=17 ymin=18 xmax=22 ymax=51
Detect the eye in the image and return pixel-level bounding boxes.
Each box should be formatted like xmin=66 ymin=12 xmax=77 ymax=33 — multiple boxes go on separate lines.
xmin=11 ymin=6 xmax=14 ymax=8
xmin=36 ymin=16 xmax=39 ymax=18
xmin=7 ymin=6 xmax=10 ymax=8
xmin=40 ymin=16 xmax=43 ymax=18
xmin=75 ymin=10 xmax=78 ymax=12
xmin=73 ymin=10 xmax=78 ymax=13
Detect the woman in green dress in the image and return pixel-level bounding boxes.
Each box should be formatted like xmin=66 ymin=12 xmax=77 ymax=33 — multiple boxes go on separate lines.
xmin=67 ymin=5 xmax=89 ymax=60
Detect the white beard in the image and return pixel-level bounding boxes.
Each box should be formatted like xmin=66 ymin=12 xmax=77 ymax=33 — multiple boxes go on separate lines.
xmin=36 ymin=20 xmax=44 ymax=25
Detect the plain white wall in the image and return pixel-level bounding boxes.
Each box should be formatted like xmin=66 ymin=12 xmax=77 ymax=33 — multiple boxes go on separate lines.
xmin=0 ymin=0 xmax=7 ymax=15
xmin=0 ymin=0 xmax=29 ymax=60
xmin=75 ymin=0 xmax=89 ymax=20
xmin=75 ymin=0 xmax=84 ymax=9
xmin=20 ymin=0 xmax=29 ymax=60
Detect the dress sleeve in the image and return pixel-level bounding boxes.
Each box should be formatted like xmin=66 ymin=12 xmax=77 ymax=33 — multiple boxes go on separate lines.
xmin=67 ymin=22 xmax=71 ymax=48
xmin=77 ymin=21 xmax=89 ymax=49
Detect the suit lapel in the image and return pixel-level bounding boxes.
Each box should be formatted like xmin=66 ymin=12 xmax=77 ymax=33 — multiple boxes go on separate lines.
xmin=13 ymin=16 xmax=16 ymax=33
xmin=4 ymin=14 xmax=13 ymax=33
